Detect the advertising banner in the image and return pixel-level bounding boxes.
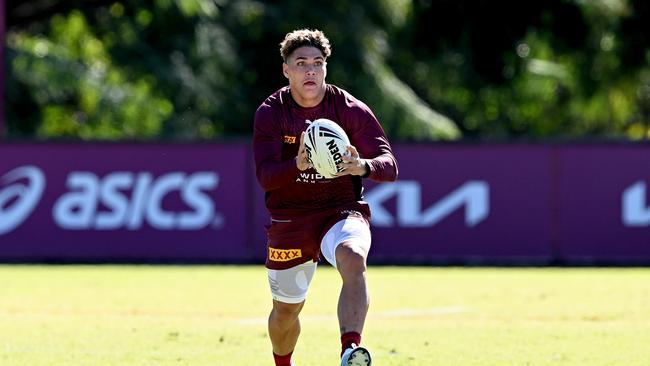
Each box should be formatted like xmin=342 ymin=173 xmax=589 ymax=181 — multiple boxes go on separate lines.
xmin=364 ymin=145 xmax=553 ymax=264
xmin=251 ymin=145 xmax=554 ymax=264
xmin=0 ymin=0 xmax=5 ymax=139
xmin=0 ymin=144 xmax=251 ymax=261
xmin=558 ymin=146 xmax=650 ymax=263
xmin=2 ymin=143 xmax=650 ymax=264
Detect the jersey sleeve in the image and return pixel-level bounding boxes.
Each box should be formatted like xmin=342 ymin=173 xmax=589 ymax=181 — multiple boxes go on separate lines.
xmin=253 ymin=103 xmax=299 ymax=191
xmin=348 ymin=106 xmax=398 ymax=182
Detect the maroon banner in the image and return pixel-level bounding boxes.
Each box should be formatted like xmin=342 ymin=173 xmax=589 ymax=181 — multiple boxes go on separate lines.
xmin=0 ymin=0 xmax=5 ymax=139
xmin=2 ymin=142 xmax=650 ymax=264
xmin=250 ymin=144 xmax=554 ymax=264
xmin=363 ymin=145 xmax=553 ymax=264
xmin=0 ymin=143 xmax=252 ymax=261
xmin=558 ymin=145 xmax=650 ymax=263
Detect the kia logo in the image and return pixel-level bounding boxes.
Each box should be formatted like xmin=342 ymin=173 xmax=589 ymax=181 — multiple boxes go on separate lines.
xmin=0 ymin=166 xmax=46 ymax=235
xmin=365 ymin=180 xmax=490 ymax=227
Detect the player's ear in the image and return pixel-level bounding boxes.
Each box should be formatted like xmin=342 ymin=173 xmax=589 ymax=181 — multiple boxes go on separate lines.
xmin=282 ymin=63 xmax=289 ymax=78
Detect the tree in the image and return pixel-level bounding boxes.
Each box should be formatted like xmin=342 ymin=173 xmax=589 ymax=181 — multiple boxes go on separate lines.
xmin=5 ymin=0 xmax=649 ymax=141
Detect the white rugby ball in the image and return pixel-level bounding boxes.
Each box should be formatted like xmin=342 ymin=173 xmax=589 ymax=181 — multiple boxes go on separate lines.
xmin=303 ymin=118 xmax=350 ymax=179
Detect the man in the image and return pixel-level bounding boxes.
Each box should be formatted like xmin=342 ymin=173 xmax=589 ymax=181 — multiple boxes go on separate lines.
xmin=253 ymin=29 xmax=398 ymax=366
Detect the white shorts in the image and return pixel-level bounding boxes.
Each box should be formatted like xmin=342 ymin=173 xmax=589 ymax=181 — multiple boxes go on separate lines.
xmin=320 ymin=218 xmax=371 ymax=269
xmin=267 ymin=217 xmax=371 ymax=304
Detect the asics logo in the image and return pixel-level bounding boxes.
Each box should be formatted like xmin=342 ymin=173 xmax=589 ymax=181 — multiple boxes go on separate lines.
xmin=0 ymin=166 xmax=221 ymax=234
xmin=0 ymin=166 xmax=46 ymax=235
xmin=52 ymin=171 xmax=221 ymax=230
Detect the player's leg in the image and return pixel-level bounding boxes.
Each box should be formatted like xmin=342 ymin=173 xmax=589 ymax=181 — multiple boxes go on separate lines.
xmin=336 ymin=239 xmax=372 ymax=366
xmin=335 ymin=238 xmax=370 ymax=337
xmin=320 ymin=218 xmax=373 ymax=365
xmin=268 ymin=300 xmax=303 ymax=363
xmin=267 ymin=261 xmax=317 ymax=365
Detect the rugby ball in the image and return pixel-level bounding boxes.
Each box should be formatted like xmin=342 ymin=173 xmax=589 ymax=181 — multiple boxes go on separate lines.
xmin=303 ymin=118 xmax=350 ymax=178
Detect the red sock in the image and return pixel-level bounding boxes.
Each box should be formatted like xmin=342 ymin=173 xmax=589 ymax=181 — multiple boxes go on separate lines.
xmin=341 ymin=331 xmax=362 ymax=355
xmin=273 ymin=351 xmax=293 ymax=366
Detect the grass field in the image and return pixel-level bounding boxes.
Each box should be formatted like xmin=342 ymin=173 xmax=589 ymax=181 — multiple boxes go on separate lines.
xmin=1 ymin=265 xmax=649 ymax=366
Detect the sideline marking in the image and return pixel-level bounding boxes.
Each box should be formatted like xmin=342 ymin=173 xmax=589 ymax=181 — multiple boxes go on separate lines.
xmin=235 ymin=306 xmax=470 ymax=325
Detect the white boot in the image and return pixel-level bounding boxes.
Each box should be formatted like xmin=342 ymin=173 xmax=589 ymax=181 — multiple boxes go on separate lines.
xmin=340 ymin=345 xmax=371 ymax=366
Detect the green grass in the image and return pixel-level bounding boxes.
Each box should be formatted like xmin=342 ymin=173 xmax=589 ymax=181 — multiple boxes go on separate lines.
xmin=1 ymin=265 xmax=649 ymax=365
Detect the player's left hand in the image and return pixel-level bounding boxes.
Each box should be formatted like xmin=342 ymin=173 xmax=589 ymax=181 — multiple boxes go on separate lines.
xmin=335 ymin=145 xmax=369 ymax=177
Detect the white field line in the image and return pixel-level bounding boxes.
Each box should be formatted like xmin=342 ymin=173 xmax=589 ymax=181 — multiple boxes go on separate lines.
xmin=235 ymin=306 xmax=470 ymax=325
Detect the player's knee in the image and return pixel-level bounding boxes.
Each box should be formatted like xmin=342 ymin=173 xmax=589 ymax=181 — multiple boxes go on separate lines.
xmin=335 ymin=243 xmax=367 ymax=276
xmin=272 ymin=301 xmax=303 ymax=322
xmin=268 ymin=261 xmax=316 ymax=304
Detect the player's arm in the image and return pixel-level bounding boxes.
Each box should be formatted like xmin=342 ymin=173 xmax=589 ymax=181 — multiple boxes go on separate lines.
xmin=337 ymin=111 xmax=398 ymax=182
xmin=253 ymin=105 xmax=307 ymax=191
xmin=357 ymin=136 xmax=398 ymax=182
xmin=336 ymin=145 xmax=370 ymax=177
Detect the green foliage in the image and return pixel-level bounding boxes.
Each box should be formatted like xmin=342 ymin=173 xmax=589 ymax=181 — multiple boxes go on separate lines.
xmin=8 ymin=10 xmax=173 ymax=140
xmin=5 ymin=0 xmax=650 ymax=141
xmin=387 ymin=0 xmax=650 ymax=140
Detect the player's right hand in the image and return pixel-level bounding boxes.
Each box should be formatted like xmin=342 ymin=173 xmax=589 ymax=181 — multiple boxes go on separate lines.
xmin=296 ymin=131 xmax=311 ymax=171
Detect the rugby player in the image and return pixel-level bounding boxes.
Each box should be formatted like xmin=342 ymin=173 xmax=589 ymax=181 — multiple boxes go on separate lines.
xmin=253 ymin=28 xmax=398 ymax=366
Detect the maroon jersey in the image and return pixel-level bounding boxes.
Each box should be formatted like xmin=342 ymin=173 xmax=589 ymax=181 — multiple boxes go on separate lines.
xmin=253 ymin=84 xmax=398 ymax=218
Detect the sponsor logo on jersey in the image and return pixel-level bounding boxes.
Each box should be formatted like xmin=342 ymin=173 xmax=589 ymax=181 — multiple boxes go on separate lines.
xmin=283 ymin=135 xmax=296 ymax=144
xmin=295 ymin=172 xmax=327 ymax=183
xmin=268 ymin=247 xmax=302 ymax=262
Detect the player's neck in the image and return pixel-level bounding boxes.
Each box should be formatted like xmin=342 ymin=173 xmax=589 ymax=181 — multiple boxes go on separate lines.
xmin=290 ymin=86 xmax=326 ymax=108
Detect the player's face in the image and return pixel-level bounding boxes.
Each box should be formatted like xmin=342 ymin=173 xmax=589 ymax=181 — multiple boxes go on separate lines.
xmin=283 ymin=46 xmax=327 ymax=108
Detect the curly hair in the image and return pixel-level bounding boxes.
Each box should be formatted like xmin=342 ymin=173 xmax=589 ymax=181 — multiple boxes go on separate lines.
xmin=279 ymin=29 xmax=332 ymax=61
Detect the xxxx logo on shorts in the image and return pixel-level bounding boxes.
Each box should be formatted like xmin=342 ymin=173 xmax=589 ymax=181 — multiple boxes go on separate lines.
xmin=268 ymin=247 xmax=302 ymax=262
xmin=283 ymin=135 xmax=296 ymax=144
